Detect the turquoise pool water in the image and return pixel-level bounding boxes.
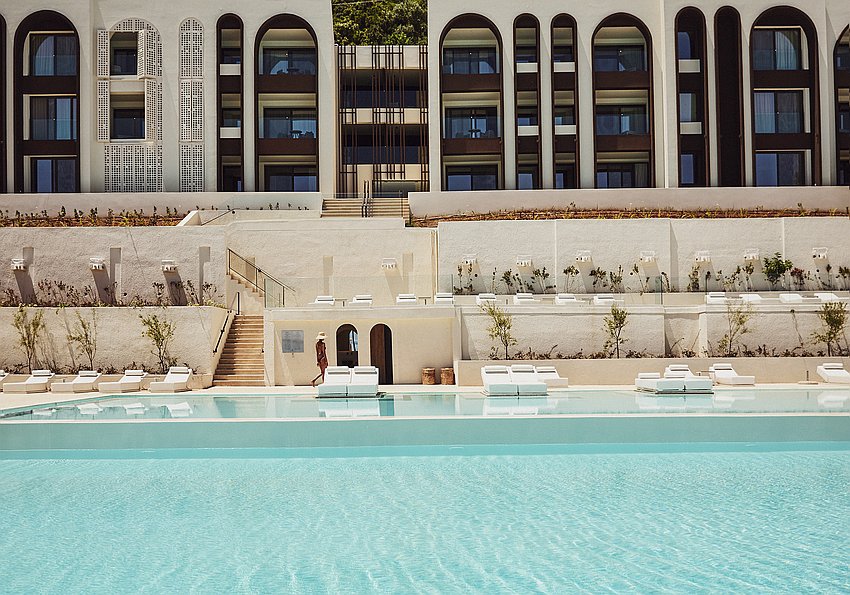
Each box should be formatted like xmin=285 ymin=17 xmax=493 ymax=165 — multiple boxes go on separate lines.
xmin=2 ymin=445 xmax=849 ymax=593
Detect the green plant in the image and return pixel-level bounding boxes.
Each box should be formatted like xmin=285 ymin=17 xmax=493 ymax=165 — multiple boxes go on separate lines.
xmin=481 ymin=302 xmax=517 ymax=360
xmin=562 ymin=266 xmax=580 ymax=293
xmin=139 ymin=312 xmax=176 ymax=373
xmin=66 ymin=310 xmax=98 ymax=371
xmin=687 ymin=265 xmax=701 ymax=292
xmin=763 ymin=253 xmax=793 ymax=290
xmin=13 ymin=305 xmax=45 ymax=372
xmin=811 ymin=302 xmax=848 ymax=356
xmin=589 ymin=268 xmax=608 ymax=291
xmin=608 ymin=266 xmax=625 ymax=293
xmin=532 ymin=268 xmax=556 ymax=294
xmin=717 ymin=302 xmax=754 ymax=356
xmin=333 ymin=0 xmax=427 ymax=45
xmin=603 ymin=304 xmax=629 ymax=358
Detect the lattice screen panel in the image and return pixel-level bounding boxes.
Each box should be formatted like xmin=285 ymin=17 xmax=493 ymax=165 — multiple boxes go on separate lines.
xmin=145 ymin=79 xmax=162 ymax=142
xmin=179 ymin=19 xmax=204 ymax=79
xmin=105 ymin=145 xmax=163 ymax=192
xmin=178 ymin=80 xmax=204 ymax=143
xmin=96 ymin=31 xmax=110 ymax=78
xmin=97 ymin=81 xmax=110 ymax=142
xmin=179 ymin=144 xmax=205 ymax=192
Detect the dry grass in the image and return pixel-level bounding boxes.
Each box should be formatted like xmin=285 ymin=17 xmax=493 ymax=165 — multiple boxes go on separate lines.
xmin=409 ymin=206 xmax=848 ymax=227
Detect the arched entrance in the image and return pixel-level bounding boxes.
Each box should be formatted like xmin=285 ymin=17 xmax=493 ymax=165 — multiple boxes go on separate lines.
xmin=370 ymin=324 xmax=393 ymax=384
xmin=336 ymin=324 xmax=359 ymax=367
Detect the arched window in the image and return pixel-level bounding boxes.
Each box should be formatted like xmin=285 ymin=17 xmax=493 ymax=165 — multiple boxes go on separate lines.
xmin=336 ymin=324 xmax=359 ymax=367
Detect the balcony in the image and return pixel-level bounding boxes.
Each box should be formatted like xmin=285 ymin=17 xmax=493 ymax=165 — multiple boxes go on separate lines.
xmin=594 ymin=71 xmax=651 ymax=90
xmin=256 ymin=74 xmax=317 ymax=93
xmin=441 ymin=73 xmax=501 ymax=93
xmin=595 ymin=134 xmax=651 ymax=152
xmin=257 ymin=137 xmax=318 ymax=156
xmin=442 ymin=137 xmax=501 ymax=156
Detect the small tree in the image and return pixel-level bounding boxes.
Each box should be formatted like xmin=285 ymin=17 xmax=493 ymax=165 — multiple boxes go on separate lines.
xmin=13 ymin=305 xmax=45 ymax=372
xmin=139 ymin=312 xmax=176 ymax=373
xmin=67 ymin=309 xmax=98 ymax=371
xmin=811 ymin=302 xmax=848 ymax=356
xmin=481 ymin=302 xmax=517 ymax=360
xmin=603 ymin=304 xmax=629 ymax=358
xmin=763 ymin=253 xmax=793 ymax=290
xmin=717 ymin=302 xmax=754 ymax=356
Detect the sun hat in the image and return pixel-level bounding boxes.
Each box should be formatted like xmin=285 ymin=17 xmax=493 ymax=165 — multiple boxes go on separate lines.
xmin=316 ymin=332 xmax=327 ymax=341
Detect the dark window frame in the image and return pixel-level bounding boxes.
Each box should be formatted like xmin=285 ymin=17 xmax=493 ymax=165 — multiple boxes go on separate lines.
xmin=30 ymin=157 xmax=77 ymax=193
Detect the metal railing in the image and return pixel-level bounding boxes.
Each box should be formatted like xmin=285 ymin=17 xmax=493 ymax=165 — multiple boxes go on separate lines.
xmin=227 ymin=249 xmax=291 ymax=308
xmin=212 ymin=292 xmax=241 ymax=354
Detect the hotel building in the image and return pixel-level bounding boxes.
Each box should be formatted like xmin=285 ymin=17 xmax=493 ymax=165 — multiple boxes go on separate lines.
xmin=0 ymin=0 xmax=846 ymax=199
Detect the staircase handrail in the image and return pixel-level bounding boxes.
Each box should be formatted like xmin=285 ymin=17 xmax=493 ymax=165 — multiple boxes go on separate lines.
xmin=227 ymin=249 xmax=294 ymax=307
xmin=213 ymin=292 xmax=241 ymax=354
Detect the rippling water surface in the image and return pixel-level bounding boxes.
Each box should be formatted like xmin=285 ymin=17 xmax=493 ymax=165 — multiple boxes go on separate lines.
xmin=2 ymin=447 xmax=849 ymax=593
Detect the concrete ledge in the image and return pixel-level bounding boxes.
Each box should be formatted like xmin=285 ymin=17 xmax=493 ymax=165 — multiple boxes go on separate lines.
xmin=455 ymin=357 xmax=850 ymax=386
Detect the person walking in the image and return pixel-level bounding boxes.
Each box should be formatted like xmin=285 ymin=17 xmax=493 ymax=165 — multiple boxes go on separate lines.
xmin=311 ymin=332 xmax=328 ymax=387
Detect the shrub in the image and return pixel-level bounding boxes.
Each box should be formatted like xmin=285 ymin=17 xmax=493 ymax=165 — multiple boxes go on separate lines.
xmin=140 ymin=313 xmax=176 ymax=373
xmin=811 ymin=302 xmax=848 ymax=356
xmin=481 ymin=302 xmax=517 ymax=360
xmin=763 ymin=253 xmax=793 ymax=290
xmin=13 ymin=305 xmax=45 ymax=372
xmin=717 ymin=302 xmax=754 ymax=356
xmin=603 ymin=304 xmax=629 ymax=358
xmin=67 ymin=309 xmax=98 ymax=371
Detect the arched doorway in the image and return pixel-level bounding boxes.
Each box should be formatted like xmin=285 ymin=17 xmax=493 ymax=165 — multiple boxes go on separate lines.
xmin=336 ymin=324 xmax=359 ymax=367
xmin=370 ymin=324 xmax=393 ymax=384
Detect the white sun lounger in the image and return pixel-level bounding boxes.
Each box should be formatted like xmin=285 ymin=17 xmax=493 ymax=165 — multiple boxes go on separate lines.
xmin=513 ymin=293 xmax=536 ymax=305
xmin=709 ymin=363 xmax=755 ymax=385
xmin=815 ymin=292 xmax=841 ymax=303
xmin=818 ymin=392 xmax=849 ymax=409
xmin=350 ymin=294 xmax=373 ymax=306
xmin=635 ymin=372 xmax=685 ymax=394
xmin=817 ymin=363 xmax=850 ymax=385
xmin=51 ymin=371 xmax=102 ymax=394
xmin=97 ymin=370 xmax=147 ymax=393
xmin=317 ymin=366 xmax=351 ymax=397
xmin=593 ymin=294 xmax=616 ymax=305
xmin=664 ymin=365 xmax=714 ymax=393
xmin=554 ymin=293 xmax=579 ymax=305
xmin=740 ymin=293 xmax=763 ymax=303
xmin=312 ymin=295 xmax=335 ymax=306
xmin=348 ymin=366 xmax=379 ymax=397
xmin=476 ymin=293 xmax=497 ymax=305
xmin=434 ymin=292 xmax=455 ymax=305
xmin=508 ymin=364 xmax=548 ymax=396
xmin=396 ymin=294 xmax=418 ymax=305
xmin=779 ymin=293 xmax=804 ymax=304
xmin=3 ymin=370 xmax=55 ymax=394
xmin=0 ymin=370 xmax=7 ymax=388
xmin=481 ymin=365 xmax=518 ymax=396
xmin=148 ymin=367 xmax=193 ymax=393
xmin=535 ymin=366 xmax=569 ymax=389
xmin=165 ymin=402 xmax=193 ymax=418
xmin=706 ymin=292 xmax=727 ymax=305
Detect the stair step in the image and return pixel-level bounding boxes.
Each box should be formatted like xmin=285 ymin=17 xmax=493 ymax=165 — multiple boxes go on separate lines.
xmin=212 ymin=380 xmax=266 ymax=387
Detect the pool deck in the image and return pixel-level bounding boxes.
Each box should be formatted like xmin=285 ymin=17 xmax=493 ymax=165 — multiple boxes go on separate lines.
xmin=0 ymin=382 xmax=844 ymax=413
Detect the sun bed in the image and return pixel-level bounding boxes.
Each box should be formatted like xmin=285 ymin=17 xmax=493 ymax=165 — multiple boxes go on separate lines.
xmin=0 ymin=370 xmax=7 ymax=387
xmin=312 ymin=295 xmax=335 ymax=306
xmin=51 ymin=371 xmax=102 ymax=394
xmin=709 ymin=363 xmax=755 ymax=385
xmin=434 ymin=292 xmax=455 ymax=305
xmin=664 ymin=365 xmax=713 ymax=393
xmin=779 ymin=293 xmax=804 ymax=304
xmin=481 ymin=365 xmax=518 ymax=396
xmin=317 ymin=366 xmax=351 ymax=397
xmin=348 ymin=366 xmax=379 ymax=397
xmin=3 ymin=370 xmax=55 ymax=394
xmin=706 ymin=292 xmax=727 ymax=305
xmin=817 ymin=363 xmax=850 ymax=385
xmin=350 ymin=294 xmax=373 ymax=306
xmin=396 ymin=294 xmax=418 ymax=305
xmin=593 ymin=294 xmax=616 ymax=305
xmin=635 ymin=372 xmax=685 ymax=394
xmin=535 ymin=366 xmax=569 ymax=389
xmin=740 ymin=293 xmax=763 ymax=303
xmin=97 ymin=370 xmax=147 ymax=393
xmin=165 ymin=402 xmax=193 ymax=418
xmin=815 ymin=292 xmax=841 ymax=303
xmin=508 ymin=364 xmax=548 ymax=396
xmin=148 ymin=367 xmax=193 ymax=393
xmin=513 ymin=293 xmax=536 ymax=305
xmin=554 ymin=293 xmax=579 ymax=305
xmin=475 ymin=293 xmax=497 ymax=306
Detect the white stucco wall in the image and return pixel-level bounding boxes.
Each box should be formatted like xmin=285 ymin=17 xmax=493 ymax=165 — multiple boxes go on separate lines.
xmin=0 ymin=305 xmax=227 ymax=373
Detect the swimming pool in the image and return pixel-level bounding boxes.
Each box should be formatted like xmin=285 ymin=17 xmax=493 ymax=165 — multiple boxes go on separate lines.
xmin=2 ymin=444 xmax=848 ymax=593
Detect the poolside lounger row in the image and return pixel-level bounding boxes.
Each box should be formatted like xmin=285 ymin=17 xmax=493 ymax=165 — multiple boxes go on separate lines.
xmin=817 ymin=363 xmax=850 ymax=385
xmin=708 ymin=292 xmax=848 ymax=305
xmin=709 ymin=363 xmax=755 ymax=385
xmin=635 ymin=365 xmax=713 ymax=394
xmin=481 ymin=365 xmax=568 ymax=396
xmin=317 ymin=366 xmax=379 ymax=397
xmin=313 ymin=293 xmax=457 ymax=306
xmin=1 ymin=367 xmax=193 ymax=395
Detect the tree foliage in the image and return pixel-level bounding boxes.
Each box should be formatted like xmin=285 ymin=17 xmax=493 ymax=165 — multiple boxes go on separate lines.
xmin=717 ymin=302 xmax=753 ymax=357
xmin=811 ymin=301 xmax=848 ymax=356
xmin=13 ymin=305 xmax=45 ymax=372
xmin=333 ymin=0 xmax=427 ymax=45
xmin=140 ymin=313 xmax=176 ymax=373
xmin=603 ymin=304 xmax=629 ymax=358
xmin=482 ymin=302 xmax=517 ymax=360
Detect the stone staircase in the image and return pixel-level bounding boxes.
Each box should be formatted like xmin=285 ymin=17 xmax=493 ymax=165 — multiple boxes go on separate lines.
xmin=321 ymin=197 xmax=410 ymax=219
xmin=213 ymin=315 xmax=265 ymax=386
